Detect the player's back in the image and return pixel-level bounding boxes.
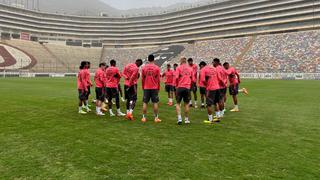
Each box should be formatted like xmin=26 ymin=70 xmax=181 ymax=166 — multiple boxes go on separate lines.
xmin=94 ymin=68 xmax=105 ymax=88
xmin=176 ymin=64 xmax=193 ymax=89
xmin=123 ymin=63 xmax=139 ymax=86
xmin=105 ymin=66 xmax=120 ymax=88
xmin=205 ymin=65 xmax=221 ymax=91
xmin=216 ymin=65 xmax=228 ymax=88
xmin=142 ymin=63 xmax=160 ymax=90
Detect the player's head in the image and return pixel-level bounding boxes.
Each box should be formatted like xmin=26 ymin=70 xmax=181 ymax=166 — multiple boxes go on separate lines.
xmin=110 ymin=59 xmax=116 ymax=67
xmin=148 ymin=54 xmax=155 ymax=62
xmin=135 ymin=59 xmax=143 ymax=67
xmin=199 ymin=61 xmax=207 ymax=69
xmin=87 ymin=61 xmax=91 ymax=69
xmin=99 ymin=62 xmax=106 ymax=69
xmin=187 ymin=58 xmax=193 ymax=65
xmin=223 ymin=62 xmax=230 ymax=69
xmin=213 ymin=58 xmax=220 ymax=67
xmin=167 ymin=64 xmax=171 ymax=70
xmin=173 ymin=63 xmax=178 ymax=70
xmin=79 ymin=61 xmax=87 ymax=69
xmin=180 ymin=57 xmax=187 ymax=64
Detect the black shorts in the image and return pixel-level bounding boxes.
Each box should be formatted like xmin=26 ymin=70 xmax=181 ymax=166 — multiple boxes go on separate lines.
xmin=143 ymin=89 xmax=159 ymax=103
xmin=220 ymin=88 xmax=227 ymax=100
xmin=191 ymin=82 xmax=197 ymax=92
xmin=124 ymin=85 xmax=137 ymax=101
xmin=95 ymin=87 xmax=105 ymax=101
xmin=176 ymin=88 xmax=190 ymax=104
xmin=78 ymin=89 xmax=87 ymax=101
xmin=106 ymin=87 xmax=119 ymax=99
xmin=229 ymin=84 xmax=239 ymax=96
xmin=165 ymin=85 xmax=174 ymax=92
xmin=173 ymin=86 xmax=176 ymax=92
xmin=85 ymin=86 xmax=91 ymax=99
xmin=206 ymin=90 xmax=220 ymax=106
xmin=200 ymin=87 xmax=206 ymax=95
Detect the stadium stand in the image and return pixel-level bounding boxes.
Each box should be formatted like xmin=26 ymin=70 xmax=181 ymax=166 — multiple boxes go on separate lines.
xmin=0 ymin=0 xmax=319 ymax=76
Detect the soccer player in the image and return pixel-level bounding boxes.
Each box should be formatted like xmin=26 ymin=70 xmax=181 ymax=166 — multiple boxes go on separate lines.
xmin=94 ymin=62 xmax=107 ymax=116
xmin=173 ymin=63 xmax=179 ymax=102
xmin=83 ymin=61 xmax=93 ymax=111
xmin=162 ymin=64 xmax=175 ymax=106
xmin=141 ymin=55 xmax=161 ymax=123
xmin=223 ymin=62 xmax=248 ymax=112
xmin=201 ymin=62 xmax=224 ymax=123
xmin=105 ymin=60 xmax=126 ymax=117
xmin=198 ymin=61 xmax=207 ymax=108
xmin=175 ymin=57 xmax=194 ymax=125
xmin=77 ymin=61 xmax=89 ymax=114
xmin=122 ymin=59 xmax=143 ymax=120
xmin=213 ymin=58 xmax=228 ymax=118
xmin=188 ymin=58 xmax=198 ymax=108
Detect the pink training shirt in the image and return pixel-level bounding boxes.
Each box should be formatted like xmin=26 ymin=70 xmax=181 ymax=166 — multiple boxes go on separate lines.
xmin=141 ymin=63 xmax=161 ymax=90
xmin=198 ymin=65 xmax=208 ymax=88
xmin=94 ymin=68 xmax=106 ymax=88
xmin=105 ymin=66 xmax=121 ymax=88
xmin=216 ymin=65 xmax=228 ymax=89
xmin=83 ymin=68 xmax=92 ymax=87
xmin=201 ymin=65 xmax=222 ymax=91
xmin=77 ymin=69 xmax=88 ymax=91
xmin=190 ymin=63 xmax=198 ymax=83
xmin=226 ymin=67 xmax=239 ymax=85
xmin=176 ymin=64 xmax=194 ymax=89
xmin=123 ymin=63 xmax=139 ymax=86
xmin=173 ymin=69 xmax=178 ymax=87
xmin=163 ymin=69 xmax=175 ymax=86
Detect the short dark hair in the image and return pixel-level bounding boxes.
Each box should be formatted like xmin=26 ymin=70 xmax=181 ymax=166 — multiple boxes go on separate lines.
xmin=174 ymin=63 xmax=178 ymax=67
xmin=148 ymin=54 xmax=155 ymax=62
xmin=187 ymin=58 xmax=193 ymax=62
xmin=167 ymin=64 xmax=171 ymax=67
xmin=110 ymin=59 xmax=116 ymax=66
xmin=223 ymin=62 xmax=229 ymax=66
xmin=80 ymin=61 xmax=87 ymax=69
xmin=199 ymin=61 xmax=207 ymax=67
xmin=99 ymin=62 xmax=106 ymax=67
xmin=213 ymin=58 xmax=220 ymax=63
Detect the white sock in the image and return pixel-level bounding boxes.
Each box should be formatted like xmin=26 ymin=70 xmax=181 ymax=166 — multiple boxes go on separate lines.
xmin=109 ymin=109 xmax=113 ymax=114
xmin=185 ymin=117 xmax=189 ymax=122
xmin=96 ymin=107 xmax=100 ymax=113
xmin=208 ymin=114 xmax=213 ymax=121
xmin=235 ymin=105 xmax=239 ymax=109
xmin=79 ymin=107 xmax=82 ymax=112
xmin=169 ymin=98 xmax=173 ymax=103
xmin=178 ymin=115 xmax=182 ymax=121
xmin=194 ymin=101 xmax=197 ymax=106
xmin=126 ymin=110 xmax=129 ymax=114
xmin=129 ymin=109 xmax=133 ymax=113
xmin=189 ymin=100 xmax=192 ymax=105
xmin=215 ymin=111 xmax=219 ymax=118
xmin=117 ymin=109 xmax=121 ymax=113
xmin=221 ymin=110 xmax=224 ymax=116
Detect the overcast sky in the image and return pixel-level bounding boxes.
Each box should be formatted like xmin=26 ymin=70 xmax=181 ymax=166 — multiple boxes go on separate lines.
xmin=101 ymin=0 xmax=203 ymax=10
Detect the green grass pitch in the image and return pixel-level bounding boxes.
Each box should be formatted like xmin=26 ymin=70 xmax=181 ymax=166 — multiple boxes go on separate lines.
xmin=0 ymin=78 xmax=319 ymax=179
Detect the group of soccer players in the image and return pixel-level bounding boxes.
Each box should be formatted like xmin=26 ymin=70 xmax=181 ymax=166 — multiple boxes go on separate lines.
xmin=77 ymin=54 xmax=248 ymax=124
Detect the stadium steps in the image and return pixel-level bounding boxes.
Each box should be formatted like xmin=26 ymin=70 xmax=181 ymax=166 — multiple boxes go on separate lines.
xmin=235 ymin=35 xmax=257 ymax=66
xmin=42 ymin=44 xmax=70 ymax=72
